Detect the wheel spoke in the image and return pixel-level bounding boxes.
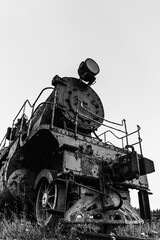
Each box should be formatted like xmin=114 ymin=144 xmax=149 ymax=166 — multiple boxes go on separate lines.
xmin=48 ymin=184 xmax=54 ymax=193
xmin=48 ymin=194 xmax=55 ymax=199
xmin=36 ymin=181 xmax=57 ymax=226
xmin=44 ymin=184 xmax=49 ymax=192
xmin=47 ymin=202 xmax=53 ymax=209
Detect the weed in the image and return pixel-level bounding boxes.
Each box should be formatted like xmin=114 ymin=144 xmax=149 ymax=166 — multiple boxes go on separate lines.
xmin=0 ymin=213 xmax=160 ymax=239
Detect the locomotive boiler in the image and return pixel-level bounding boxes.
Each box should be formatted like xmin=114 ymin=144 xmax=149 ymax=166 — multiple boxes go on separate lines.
xmin=0 ymin=59 xmax=155 ymax=233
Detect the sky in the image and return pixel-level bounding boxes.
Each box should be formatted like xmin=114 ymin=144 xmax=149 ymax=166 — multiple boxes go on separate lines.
xmin=0 ymin=0 xmax=160 ymax=210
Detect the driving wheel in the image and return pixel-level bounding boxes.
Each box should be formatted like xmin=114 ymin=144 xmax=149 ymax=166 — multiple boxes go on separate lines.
xmin=36 ymin=179 xmax=59 ymax=226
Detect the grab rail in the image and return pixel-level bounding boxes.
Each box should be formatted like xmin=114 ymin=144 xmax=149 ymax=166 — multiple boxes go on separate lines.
xmin=26 ymin=87 xmax=55 ymax=137
xmin=0 ymin=87 xmax=55 ymax=148
xmin=75 ymin=99 xmax=143 ymax=155
xmin=0 ymin=87 xmax=143 ymax=157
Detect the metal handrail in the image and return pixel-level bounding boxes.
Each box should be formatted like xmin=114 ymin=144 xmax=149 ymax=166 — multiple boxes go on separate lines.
xmin=1 ymin=87 xmax=55 ymax=147
xmin=79 ymin=99 xmax=125 ymax=127
xmin=25 ymin=87 xmax=55 ymax=138
xmin=0 ymin=134 xmax=7 ymax=149
xmin=76 ymin=99 xmax=127 ymax=134
xmin=1 ymin=86 xmax=142 ymax=156
xmin=75 ymin=99 xmax=143 ymax=153
xmin=28 ymin=87 xmax=54 ymax=118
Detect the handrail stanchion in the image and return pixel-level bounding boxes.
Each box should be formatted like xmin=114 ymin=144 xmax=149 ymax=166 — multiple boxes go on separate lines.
xmin=1 ymin=88 xmax=143 ymax=154
xmin=9 ymin=122 xmax=15 ymax=145
xmin=104 ymin=132 xmax=106 ymax=143
xmin=4 ymin=87 xmax=55 ymax=143
xmin=26 ymin=87 xmax=54 ymax=137
xmin=26 ymin=105 xmax=34 ymax=138
xmin=19 ymin=102 xmax=27 ymax=133
xmin=122 ymin=138 xmax=124 ymax=149
xmin=0 ymin=135 xmax=7 ymax=149
xmin=9 ymin=99 xmax=32 ymax=143
xmin=50 ymin=89 xmax=57 ymax=129
xmin=77 ymin=99 xmax=142 ymax=152
xmin=137 ymin=125 xmax=143 ymax=156
xmin=123 ymin=119 xmax=128 ymax=147
xmin=75 ymin=100 xmax=80 ymax=138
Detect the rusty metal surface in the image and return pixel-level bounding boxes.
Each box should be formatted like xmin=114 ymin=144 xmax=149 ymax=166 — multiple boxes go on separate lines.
xmin=7 ymin=168 xmax=36 ymax=200
xmin=52 ymin=76 xmax=104 ymax=132
xmin=0 ymin=61 xmax=155 ymax=230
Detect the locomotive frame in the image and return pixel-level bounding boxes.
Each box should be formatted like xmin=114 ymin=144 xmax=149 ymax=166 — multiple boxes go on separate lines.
xmin=0 ymin=59 xmax=155 ymax=234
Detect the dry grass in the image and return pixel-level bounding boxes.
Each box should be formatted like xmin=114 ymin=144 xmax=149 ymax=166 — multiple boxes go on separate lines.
xmin=115 ymin=222 xmax=160 ymax=238
xmin=0 ymin=214 xmax=67 ymax=240
xmin=0 ymin=213 xmax=160 ymax=240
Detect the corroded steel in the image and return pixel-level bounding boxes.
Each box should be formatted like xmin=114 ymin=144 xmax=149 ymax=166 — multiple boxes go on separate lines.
xmin=0 ymin=59 xmax=155 ymax=235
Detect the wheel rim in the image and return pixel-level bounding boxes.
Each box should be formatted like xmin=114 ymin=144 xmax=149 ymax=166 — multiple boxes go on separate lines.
xmin=36 ymin=179 xmax=57 ymax=226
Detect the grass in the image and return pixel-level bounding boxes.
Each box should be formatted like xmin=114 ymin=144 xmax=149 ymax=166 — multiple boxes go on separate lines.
xmin=0 ymin=213 xmax=160 ymax=240
xmin=0 ymin=214 xmax=66 ymax=240
xmin=0 ymin=218 xmax=42 ymax=240
xmin=115 ymin=222 xmax=160 ymax=238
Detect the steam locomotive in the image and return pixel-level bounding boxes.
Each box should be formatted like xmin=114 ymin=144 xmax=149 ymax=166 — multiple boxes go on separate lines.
xmin=0 ymin=59 xmax=155 ymax=232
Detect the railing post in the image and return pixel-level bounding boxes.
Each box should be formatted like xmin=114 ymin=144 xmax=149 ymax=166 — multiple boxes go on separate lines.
xmin=9 ymin=123 xmax=14 ymax=145
xmin=104 ymin=132 xmax=106 ymax=143
xmin=26 ymin=87 xmax=55 ymax=136
xmin=26 ymin=105 xmax=35 ymax=138
xmin=50 ymin=88 xmax=57 ymax=129
xmin=75 ymin=100 xmax=80 ymax=137
xmin=122 ymin=138 xmax=124 ymax=149
xmin=123 ymin=119 xmax=129 ymax=147
xmin=19 ymin=102 xmax=27 ymax=133
xmin=137 ymin=125 xmax=143 ymax=156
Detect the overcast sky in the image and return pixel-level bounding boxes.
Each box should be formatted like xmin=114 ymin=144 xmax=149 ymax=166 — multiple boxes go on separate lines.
xmin=0 ymin=0 xmax=160 ymax=210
